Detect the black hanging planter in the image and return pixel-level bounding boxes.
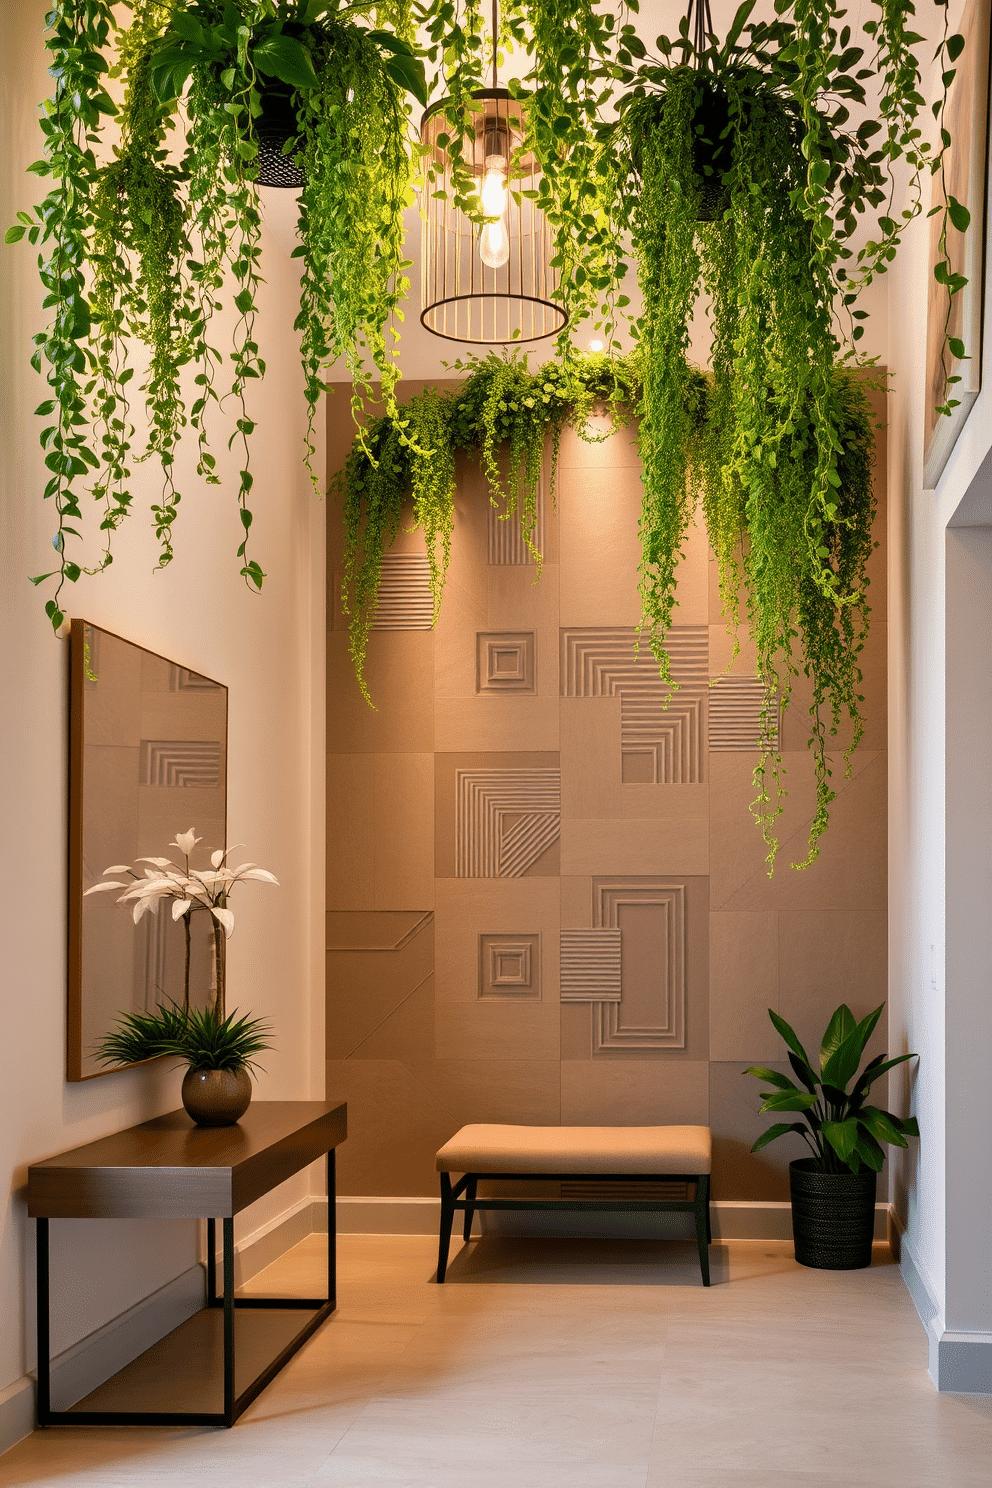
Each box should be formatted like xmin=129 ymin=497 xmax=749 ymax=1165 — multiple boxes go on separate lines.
xmin=690 ymin=84 xmax=732 ymax=221
xmin=255 ymin=92 xmax=305 ymax=188
xmin=789 ymin=1159 xmax=877 ymax=1270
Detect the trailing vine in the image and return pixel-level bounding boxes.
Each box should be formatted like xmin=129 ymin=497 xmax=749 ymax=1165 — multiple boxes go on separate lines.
xmin=334 ymin=348 xmax=874 ymax=873
xmin=335 ymin=350 xmax=638 ymax=701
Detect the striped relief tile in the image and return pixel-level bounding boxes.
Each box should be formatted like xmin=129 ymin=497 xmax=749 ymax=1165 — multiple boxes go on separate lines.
xmin=708 ymin=676 xmax=779 ymax=750
xmin=487 ymin=483 xmax=545 ymax=564
xmin=559 ymin=929 xmax=622 ymax=1003
xmin=455 ymin=768 xmax=561 ymax=878
xmin=370 ymin=554 xmax=435 ymax=630
xmin=561 ymin=627 xmax=708 ymax=783
xmin=139 ymin=739 xmax=221 ymax=788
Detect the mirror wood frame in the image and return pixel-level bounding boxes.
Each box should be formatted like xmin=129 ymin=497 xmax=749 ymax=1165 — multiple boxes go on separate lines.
xmin=67 ymin=620 xmax=228 ymax=1081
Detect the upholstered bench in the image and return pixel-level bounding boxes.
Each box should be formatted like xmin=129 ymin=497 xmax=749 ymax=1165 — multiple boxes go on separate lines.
xmin=435 ymin=1123 xmax=712 ymax=1286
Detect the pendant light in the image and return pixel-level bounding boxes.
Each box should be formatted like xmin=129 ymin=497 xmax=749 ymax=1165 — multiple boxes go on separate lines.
xmin=419 ymin=1 xmax=567 ymax=344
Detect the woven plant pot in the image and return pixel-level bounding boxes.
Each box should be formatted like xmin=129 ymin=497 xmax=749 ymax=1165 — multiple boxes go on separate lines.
xmin=255 ymin=93 xmax=305 ymax=188
xmin=789 ymin=1158 xmax=877 ymax=1270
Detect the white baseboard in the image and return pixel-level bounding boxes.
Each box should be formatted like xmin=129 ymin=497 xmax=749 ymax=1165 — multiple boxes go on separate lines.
xmin=333 ymin=1195 xmax=891 ymax=1243
xmin=0 ymin=1263 xmax=204 ymax=1456
xmin=892 ymin=1210 xmax=992 ymax=1394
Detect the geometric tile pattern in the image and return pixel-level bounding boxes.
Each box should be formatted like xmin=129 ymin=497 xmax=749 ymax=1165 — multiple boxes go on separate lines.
xmin=370 ymin=554 xmax=435 ymax=630
xmin=708 ymin=676 xmax=778 ymax=750
xmin=477 ymin=632 xmax=536 ymax=693
xmin=592 ymin=879 xmax=687 ymax=1051
xmin=561 ymin=627 xmax=708 ymax=783
xmin=139 ymin=739 xmax=222 ymax=788
xmin=488 ymin=486 xmax=545 ymax=565
xmin=455 ymin=769 xmax=561 ymax=877
xmin=559 ymin=928 xmax=622 ymax=1002
xmin=479 ymin=933 xmax=542 ymax=999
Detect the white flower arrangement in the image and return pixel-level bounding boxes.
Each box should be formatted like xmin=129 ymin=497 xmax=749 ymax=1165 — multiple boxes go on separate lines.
xmin=85 ymin=829 xmax=278 ymax=1016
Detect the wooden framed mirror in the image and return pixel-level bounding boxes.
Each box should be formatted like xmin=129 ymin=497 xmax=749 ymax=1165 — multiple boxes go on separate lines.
xmin=67 ymin=621 xmax=228 ymax=1080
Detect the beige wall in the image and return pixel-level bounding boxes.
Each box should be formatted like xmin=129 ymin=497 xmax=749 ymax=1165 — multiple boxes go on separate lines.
xmin=0 ymin=0 xmax=325 ymax=1429
xmin=325 ymin=382 xmax=888 ymax=1204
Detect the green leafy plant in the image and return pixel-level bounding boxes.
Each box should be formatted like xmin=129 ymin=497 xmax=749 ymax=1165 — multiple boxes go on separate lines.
xmin=335 ymin=349 xmax=640 ymax=701
xmin=96 ymin=1002 xmax=273 ymax=1072
xmin=744 ymin=1003 xmax=919 ymax=1175
xmin=10 ymin=0 xmax=425 ymax=623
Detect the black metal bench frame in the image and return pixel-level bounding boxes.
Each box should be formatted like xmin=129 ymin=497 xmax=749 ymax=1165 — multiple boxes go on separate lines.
xmin=437 ymin=1170 xmax=711 ymax=1286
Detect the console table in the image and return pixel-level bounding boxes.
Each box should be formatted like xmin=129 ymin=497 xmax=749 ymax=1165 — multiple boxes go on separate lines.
xmin=27 ymin=1100 xmax=347 ymax=1428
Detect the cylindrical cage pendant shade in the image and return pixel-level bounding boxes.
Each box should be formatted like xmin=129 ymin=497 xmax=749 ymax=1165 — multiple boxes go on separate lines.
xmin=420 ymin=90 xmax=568 ymax=344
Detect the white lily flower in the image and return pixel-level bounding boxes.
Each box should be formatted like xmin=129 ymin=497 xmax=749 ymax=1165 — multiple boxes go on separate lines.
xmin=172 ymin=829 xmax=201 ymax=856
xmin=210 ymin=905 xmax=235 ymax=938
xmin=172 ymin=898 xmax=192 ymax=920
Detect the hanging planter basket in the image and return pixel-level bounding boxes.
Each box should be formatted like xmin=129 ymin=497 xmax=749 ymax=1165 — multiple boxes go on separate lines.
xmin=254 ymin=91 xmax=305 ymax=188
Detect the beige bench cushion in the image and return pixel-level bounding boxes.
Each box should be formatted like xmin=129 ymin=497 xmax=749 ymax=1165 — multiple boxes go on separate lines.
xmin=436 ymin=1124 xmax=711 ymax=1176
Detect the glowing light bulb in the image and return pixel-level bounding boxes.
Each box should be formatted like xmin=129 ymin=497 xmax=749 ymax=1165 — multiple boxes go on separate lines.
xmin=589 ymin=339 xmax=604 ymax=352
xmin=480 ymin=220 xmax=510 ymax=269
xmin=480 ymin=162 xmax=507 ymax=219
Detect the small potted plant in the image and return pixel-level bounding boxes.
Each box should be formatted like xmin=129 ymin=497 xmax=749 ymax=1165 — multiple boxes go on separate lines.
xmin=745 ymin=1003 xmax=918 ymax=1270
xmin=87 ymin=829 xmax=277 ymax=1124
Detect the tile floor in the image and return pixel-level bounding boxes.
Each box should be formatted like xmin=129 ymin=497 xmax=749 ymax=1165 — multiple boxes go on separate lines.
xmin=1 ymin=1233 xmax=989 ymax=1487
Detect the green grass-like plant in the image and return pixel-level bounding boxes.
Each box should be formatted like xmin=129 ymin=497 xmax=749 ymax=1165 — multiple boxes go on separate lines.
xmin=95 ymin=1003 xmax=273 ymax=1073
xmin=745 ymin=1003 xmax=918 ymax=1175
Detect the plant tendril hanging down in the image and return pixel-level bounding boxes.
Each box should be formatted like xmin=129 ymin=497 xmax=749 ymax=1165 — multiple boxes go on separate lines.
xmin=334 ymin=348 xmax=874 ymax=873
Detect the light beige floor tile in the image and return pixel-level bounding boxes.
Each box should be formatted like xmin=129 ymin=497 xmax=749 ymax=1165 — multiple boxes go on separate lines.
xmin=315 ymin=1461 xmax=648 ymax=1488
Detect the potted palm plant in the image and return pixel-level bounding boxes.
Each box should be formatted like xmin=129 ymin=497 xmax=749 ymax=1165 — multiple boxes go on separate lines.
xmin=745 ymin=1003 xmax=919 ymax=1269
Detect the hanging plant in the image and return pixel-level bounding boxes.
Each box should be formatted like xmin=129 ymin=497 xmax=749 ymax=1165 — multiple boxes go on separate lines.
xmin=9 ymin=0 xmax=426 ymax=626
xmin=334 ymin=347 xmax=874 ymax=872
xmin=334 ymin=350 xmax=639 ymax=701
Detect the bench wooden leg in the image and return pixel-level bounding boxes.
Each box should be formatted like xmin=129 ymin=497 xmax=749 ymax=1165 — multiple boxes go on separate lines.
xmin=437 ymin=1171 xmax=456 ymax=1283
xmin=463 ymin=1176 xmax=478 ymax=1242
xmin=694 ymin=1174 xmax=711 ymax=1286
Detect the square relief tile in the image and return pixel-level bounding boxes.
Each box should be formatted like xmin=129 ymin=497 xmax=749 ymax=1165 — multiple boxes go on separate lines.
xmin=479 ymin=933 xmax=542 ymax=999
xmin=477 ymin=632 xmax=536 ymax=693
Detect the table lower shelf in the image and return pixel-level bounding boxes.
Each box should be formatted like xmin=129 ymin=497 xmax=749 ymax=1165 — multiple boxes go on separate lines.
xmin=50 ymin=1302 xmax=331 ymax=1425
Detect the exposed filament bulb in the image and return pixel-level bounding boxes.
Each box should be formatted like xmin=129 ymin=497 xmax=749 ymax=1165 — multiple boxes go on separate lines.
xmin=479 ymin=152 xmax=509 ymax=269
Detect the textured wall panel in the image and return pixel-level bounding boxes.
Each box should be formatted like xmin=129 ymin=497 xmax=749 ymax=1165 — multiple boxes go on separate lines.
xmin=488 ymin=484 xmax=545 ymax=564
xmin=370 ymin=555 xmax=435 ymax=630
xmin=562 ymin=627 xmax=708 ymax=782
xmin=479 ymin=933 xmax=542 ymax=999
xmin=559 ymin=928 xmax=622 ymax=1002
xmin=592 ymin=879 xmax=686 ymax=1050
xmin=477 ymin=631 xmax=536 ymax=693
xmin=455 ymin=768 xmax=561 ymax=877
xmin=169 ymin=665 xmax=222 ymax=691
xmin=139 ymin=739 xmax=221 ymax=788
xmin=708 ymin=676 xmax=779 ymax=751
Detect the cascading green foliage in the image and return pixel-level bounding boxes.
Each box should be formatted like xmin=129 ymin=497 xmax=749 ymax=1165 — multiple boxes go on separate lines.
xmin=336 ymin=350 xmax=639 ymax=702
xmin=293 ymin=19 xmax=416 ymax=477
xmin=615 ymin=54 xmax=878 ymax=870
xmin=335 ymin=348 xmax=873 ymax=871
xmin=10 ymin=0 xmax=425 ymax=618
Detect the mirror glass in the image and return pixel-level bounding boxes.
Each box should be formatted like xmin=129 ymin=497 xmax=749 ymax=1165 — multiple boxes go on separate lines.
xmin=68 ymin=621 xmax=228 ymax=1080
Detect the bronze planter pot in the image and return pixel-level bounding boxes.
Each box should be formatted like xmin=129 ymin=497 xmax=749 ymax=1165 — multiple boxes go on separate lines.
xmin=789 ymin=1158 xmax=877 ymax=1270
xmin=182 ymin=1067 xmax=252 ymax=1127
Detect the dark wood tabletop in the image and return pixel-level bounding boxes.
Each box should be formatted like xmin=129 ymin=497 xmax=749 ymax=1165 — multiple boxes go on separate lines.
xmin=27 ymin=1100 xmax=347 ymax=1220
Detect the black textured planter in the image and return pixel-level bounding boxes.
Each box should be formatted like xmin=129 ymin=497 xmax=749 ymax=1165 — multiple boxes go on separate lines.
xmin=789 ymin=1158 xmax=876 ymax=1270
xmin=255 ymin=93 xmax=305 ymax=188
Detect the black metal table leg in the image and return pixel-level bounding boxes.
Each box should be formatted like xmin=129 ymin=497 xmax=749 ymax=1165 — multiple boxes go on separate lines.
xmin=223 ymin=1218 xmax=235 ymax=1424
xmin=207 ymin=1217 xmax=217 ymax=1304
xmin=36 ymin=1218 xmax=51 ymax=1425
xmin=327 ymin=1149 xmax=336 ymax=1309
